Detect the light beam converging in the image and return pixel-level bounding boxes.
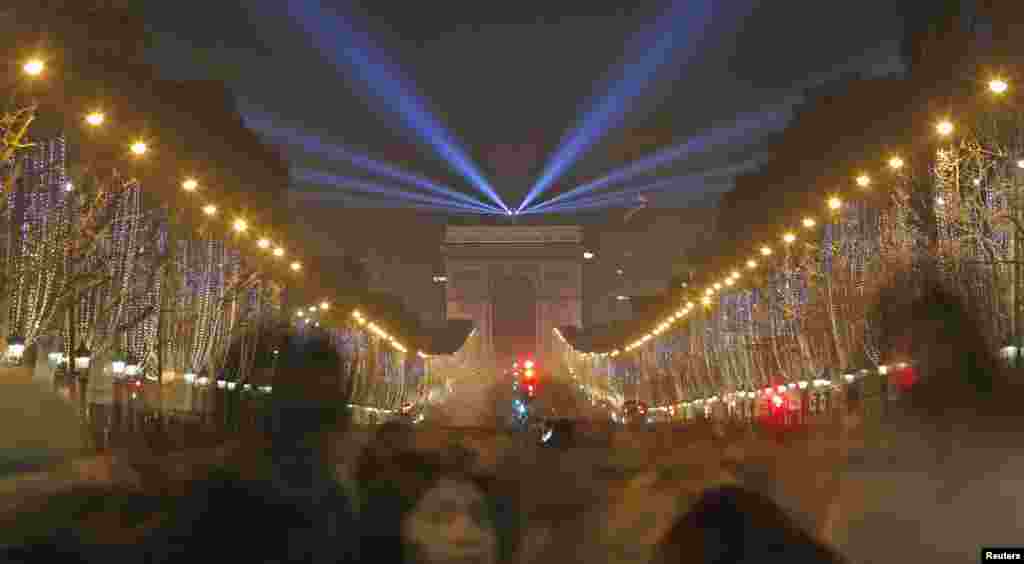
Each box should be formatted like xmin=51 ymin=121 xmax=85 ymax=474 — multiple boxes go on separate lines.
xmin=525 ymin=105 xmax=793 ymax=212
xmin=519 ymin=166 xmax=750 ymax=215
xmin=287 ymin=1 xmax=510 ymax=213
xmin=290 ymin=191 xmax=497 ymax=214
xmin=516 ymin=1 xmax=715 ymax=213
xmin=293 ymin=169 xmax=502 ymax=214
xmin=245 ymin=116 xmax=502 ymax=212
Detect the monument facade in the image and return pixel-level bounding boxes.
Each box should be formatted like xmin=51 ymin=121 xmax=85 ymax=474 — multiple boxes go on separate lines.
xmin=442 ymin=225 xmax=582 ymax=370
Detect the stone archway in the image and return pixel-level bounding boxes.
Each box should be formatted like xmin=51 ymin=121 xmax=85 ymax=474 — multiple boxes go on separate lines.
xmin=492 ymin=275 xmax=538 ymax=366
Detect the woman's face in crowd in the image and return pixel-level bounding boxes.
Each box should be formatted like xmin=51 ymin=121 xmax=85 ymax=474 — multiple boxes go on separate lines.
xmin=403 ymin=477 xmax=497 ymax=564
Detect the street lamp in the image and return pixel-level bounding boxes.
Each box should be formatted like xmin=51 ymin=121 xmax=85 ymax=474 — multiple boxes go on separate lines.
xmin=6 ymin=336 xmax=25 ymax=364
xmin=85 ymin=111 xmax=105 ymax=127
xmin=73 ymin=343 xmax=92 ymax=372
xmin=583 ymin=251 xmax=595 ymax=260
xmin=23 ymin=58 xmax=45 ymax=77
xmin=111 ymin=352 xmax=126 ymax=377
xmin=989 ymin=78 xmax=1009 ymax=95
xmin=1001 ymin=336 xmax=1024 ymax=368
xmin=47 ymin=351 xmax=64 ymax=370
xmin=124 ymin=357 xmax=141 ymax=378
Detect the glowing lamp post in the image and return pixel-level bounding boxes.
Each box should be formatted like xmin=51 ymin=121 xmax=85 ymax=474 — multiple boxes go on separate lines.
xmin=6 ymin=336 xmax=25 ymax=365
xmin=47 ymin=351 xmax=64 ymax=370
xmin=124 ymin=357 xmax=141 ymax=378
xmin=73 ymin=343 xmax=92 ymax=373
xmin=1001 ymin=336 xmax=1024 ymax=369
xmin=111 ymin=354 xmax=126 ymax=378
xmin=85 ymin=111 xmax=105 ymax=127
xmin=23 ymin=59 xmax=44 ymax=77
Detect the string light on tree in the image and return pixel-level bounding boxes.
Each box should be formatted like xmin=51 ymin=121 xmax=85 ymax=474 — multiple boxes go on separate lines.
xmin=855 ymin=174 xmax=871 ymax=188
xmin=802 ymin=217 xmax=816 ymax=228
xmin=273 ymin=247 xmax=284 ymax=257
xmin=828 ymin=197 xmax=842 ymax=211
xmin=130 ymin=141 xmax=148 ymax=156
xmin=257 ymin=238 xmax=270 ymax=249
xmin=202 ymin=204 xmax=217 ymax=216
xmin=888 ymin=156 xmax=904 ymax=170
xmin=290 ymin=261 xmax=302 ymax=272
xmin=233 ymin=218 xmax=248 ymax=233
xmin=182 ymin=178 xmax=198 ymax=192
xmin=989 ymin=78 xmax=1009 ymax=95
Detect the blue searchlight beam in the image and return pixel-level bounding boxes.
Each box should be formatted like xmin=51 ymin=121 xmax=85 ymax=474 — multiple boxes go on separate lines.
xmin=517 ymin=1 xmax=714 ymax=212
xmin=528 ymin=157 xmax=767 ymax=214
xmin=245 ymin=116 xmax=502 ymax=213
xmin=294 ymin=169 xmax=501 ymax=214
xmin=525 ymin=106 xmax=792 ymax=212
xmin=288 ymin=1 xmax=509 ymax=213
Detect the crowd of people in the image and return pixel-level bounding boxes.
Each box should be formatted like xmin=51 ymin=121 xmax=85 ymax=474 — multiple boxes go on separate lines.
xmin=1 ymin=271 xmax=1022 ymax=563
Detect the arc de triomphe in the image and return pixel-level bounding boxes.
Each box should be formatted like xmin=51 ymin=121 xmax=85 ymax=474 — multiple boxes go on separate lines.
xmin=442 ymin=225 xmax=582 ymax=371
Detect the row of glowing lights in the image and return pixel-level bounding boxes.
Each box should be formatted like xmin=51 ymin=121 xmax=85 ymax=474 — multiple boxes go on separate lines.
xmin=349 ymin=309 xmax=410 ymax=354
xmin=650 ymin=362 xmax=911 ymax=412
xmin=553 ymin=328 xmax=620 ymax=359
xmin=19 ymin=58 xmax=303 ymax=273
xmin=33 ymin=349 xmax=273 ymax=392
xmin=299 ymin=303 xmax=431 ymax=358
xmin=623 ymin=77 xmax=1020 ymax=354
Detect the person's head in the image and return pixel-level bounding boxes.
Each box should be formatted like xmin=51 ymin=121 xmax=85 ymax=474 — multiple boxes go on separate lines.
xmin=269 ymin=331 xmax=352 ymax=449
xmin=357 ymin=442 xmax=512 ymax=564
xmin=0 ymin=485 xmax=165 ymax=563
xmin=139 ymin=468 xmax=360 ymax=563
xmin=654 ymin=486 xmax=845 ymax=564
xmin=874 ymin=271 xmax=1020 ymax=420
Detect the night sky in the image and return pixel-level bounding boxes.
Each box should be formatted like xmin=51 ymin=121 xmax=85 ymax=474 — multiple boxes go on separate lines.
xmin=144 ymin=0 xmax=906 ymax=322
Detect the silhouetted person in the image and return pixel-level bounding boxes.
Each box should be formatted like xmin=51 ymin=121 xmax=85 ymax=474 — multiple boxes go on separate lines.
xmin=139 ymin=468 xmax=360 ymax=564
xmin=653 ymin=486 xmax=845 ymax=564
xmin=0 ymin=485 xmax=164 ymax=563
xmin=266 ymin=331 xmax=353 ymax=498
xmin=875 ymin=272 xmax=1023 ymax=423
